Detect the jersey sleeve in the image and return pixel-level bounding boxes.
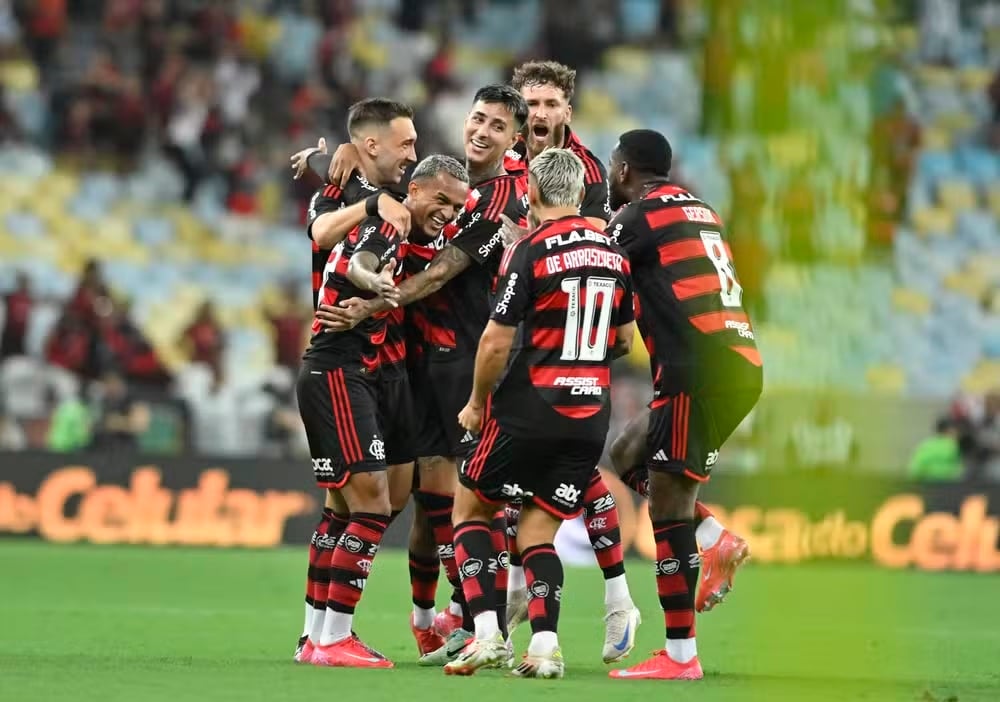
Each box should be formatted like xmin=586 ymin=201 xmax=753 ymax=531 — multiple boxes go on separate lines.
xmin=579 ymin=164 xmax=612 ymax=223
xmin=449 ymin=182 xmax=521 ymax=266
xmin=306 ymin=185 xmax=345 ymax=240
xmin=354 ymin=217 xmax=397 ymax=265
xmin=617 ymin=273 xmax=636 ymax=325
xmin=490 ymin=239 xmax=533 ymax=327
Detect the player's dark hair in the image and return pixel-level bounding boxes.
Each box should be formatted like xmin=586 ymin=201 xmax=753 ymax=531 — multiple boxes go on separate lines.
xmin=411 ymin=154 xmax=469 ymax=184
xmin=615 ymin=129 xmax=673 ymax=177
xmin=347 ymin=98 xmax=414 ymax=137
xmin=511 ymin=60 xmax=576 ymax=102
xmin=472 ymin=84 xmax=529 ymax=130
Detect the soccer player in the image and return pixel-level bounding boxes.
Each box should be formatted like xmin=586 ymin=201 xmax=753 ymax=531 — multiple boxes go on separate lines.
xmin=444 ymin=148 xmax=635 ymax=678
xmin=312 ymin=85 xmax=530 ymax=662
xmin=291 ymin=98 xmax=418 ymax=663
xmin=501 ymin=59 xmax=638 ymax=662
xmin=603 ymin=130 xmax=763 ymax=680
xmin=296 ymin=154 xmax=469 ymax=668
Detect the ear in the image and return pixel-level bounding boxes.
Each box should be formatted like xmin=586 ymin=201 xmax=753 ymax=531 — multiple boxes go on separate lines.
xmin=363 ymin=135 xmax=378 ymax=157
xmin=565 ymin=103 xmax=573 ymax=124
xmin=528 ymin=178 xmax=541 ymax=210
xmin=407 ymin=180 xmax=420 ymax=198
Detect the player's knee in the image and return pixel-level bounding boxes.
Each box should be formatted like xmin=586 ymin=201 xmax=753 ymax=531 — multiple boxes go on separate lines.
xmin=516 ymin=506 xmax=560 ymax=550
xmin=417 ymin=455 xmax=458 ymax=493
xmin=646 ymin=471 xmax=698 ymax=521
xmin=343 ymin=471 xmax=392 ymax=515
xmin=609 ymin=433 xmax=635 ymax=476
xmin=451 ymin=485 xmax=495 ymax=524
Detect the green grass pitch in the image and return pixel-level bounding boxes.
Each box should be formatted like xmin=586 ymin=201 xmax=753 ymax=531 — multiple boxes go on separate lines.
xmin=1 ymin=541 xmax=998 ymax=701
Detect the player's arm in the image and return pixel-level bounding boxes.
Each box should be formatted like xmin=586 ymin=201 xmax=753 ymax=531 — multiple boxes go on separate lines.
xmin=346 ymin=222 xmax=401 ymax=304
xmin=458 ymin=240 xmax=532 ymax=432
xmin=610 ymin=272 xmax=636 ymax=360
xmin=311 ymin=193 xmax=411 ymax=249
xmin=580 ymin=160 xmax=612 ymax=230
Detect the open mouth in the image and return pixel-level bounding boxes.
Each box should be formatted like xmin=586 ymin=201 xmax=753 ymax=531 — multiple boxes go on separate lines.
xmin=429 ymin=214 xmax=448 ymax=230
xmin=531 ymin=124 xmax=550 ymax=141
xmin=468 ymin=137 xmax=490 ymax=152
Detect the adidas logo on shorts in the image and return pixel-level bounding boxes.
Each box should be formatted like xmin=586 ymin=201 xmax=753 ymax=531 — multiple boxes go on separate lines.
xmin=461 ymin=431 xmax=475 ymax=443
xmin=652 ymin=449 xmax=669 ymax=462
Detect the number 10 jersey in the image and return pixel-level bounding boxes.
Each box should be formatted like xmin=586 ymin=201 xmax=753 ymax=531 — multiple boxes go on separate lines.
xmin=608 ymin=184 xmax=763 ymax=397
xmin=489 ymin=215 xmax=634 ymax=441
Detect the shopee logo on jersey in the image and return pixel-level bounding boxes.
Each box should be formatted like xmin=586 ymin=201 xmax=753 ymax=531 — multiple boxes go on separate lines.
xmin=494 ymin=272 xmax=519 ymax=315
xmin=477 ymin=227 xmax=504 ymax=259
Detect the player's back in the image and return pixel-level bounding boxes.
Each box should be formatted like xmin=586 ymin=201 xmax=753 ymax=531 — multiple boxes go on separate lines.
xmin=491 ymin=215 xmax=633 ymax=440
xmin=610 ymin=184 xmax=762 ymax=395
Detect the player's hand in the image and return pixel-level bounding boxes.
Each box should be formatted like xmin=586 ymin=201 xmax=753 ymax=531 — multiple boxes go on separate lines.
xmin=457 ymin=402 xmax=484 ymax=433
xmin=290 ymin=137 xmax=327 ymax=179
xmin=499 ymin=214 xmax=528 ymax=248
xmin=369 ymin=267 xmax=400 ymax=306
xmin=316 ymin=298 xmax=369 ymax=331
xmin=378 ymin=194 xmax=411 ymax=236
xmin=329 ymin=142 xmax=363 ymax=189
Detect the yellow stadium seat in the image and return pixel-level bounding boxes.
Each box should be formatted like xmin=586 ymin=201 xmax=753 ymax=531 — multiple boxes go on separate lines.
xmin=960 ymin=67 xmax=994 ymax=92
xmin=866 ymin=364 xmax=907 ymax=394
xmin=891 ymin=287 xmax=932 ymax=315
xmin=911 ymin=206 xmax=955 ymax=237
xmin=938 ymin=180 xmax=978 ymax=211
xmin=942 ymin=271 xmax=988 ymax=299
xmin=921 ymin=127 xmax=951 ymax=151
xmin=0 ymin=58 xmax=39 ymax=91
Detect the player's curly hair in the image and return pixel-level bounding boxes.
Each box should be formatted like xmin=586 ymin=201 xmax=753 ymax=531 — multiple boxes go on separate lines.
xmin=511 ymin=60 xmax=576 ymax=102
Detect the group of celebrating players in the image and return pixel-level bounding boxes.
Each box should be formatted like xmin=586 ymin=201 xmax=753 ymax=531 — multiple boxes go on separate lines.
xmin=285 ymin=60 xmax=763 ymax=681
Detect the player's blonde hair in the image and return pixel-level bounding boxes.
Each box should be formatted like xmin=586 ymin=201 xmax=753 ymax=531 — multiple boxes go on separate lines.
xmin=528 ymin=148 xmax=585 ymax=208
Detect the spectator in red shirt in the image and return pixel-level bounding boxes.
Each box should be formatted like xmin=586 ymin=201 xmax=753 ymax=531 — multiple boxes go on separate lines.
xmin=1 ymin=272 xmax=33 ymax=359
xmin=45 ymin=312 xmax=94 ymax=376
xmin=268 ymin=281 xmax=309 ymax=371
xmin=182 ymin=301 xmax=225 ymax=380
xmin=68 ymin=259 xmax=110 ymax=324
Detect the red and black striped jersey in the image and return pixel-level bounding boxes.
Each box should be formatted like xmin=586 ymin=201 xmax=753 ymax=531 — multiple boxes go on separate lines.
xmin=504 ymin=127 xmax=613 ymax=223
xmin=303 ymin=216 xmax=406 ymax=370
xmin=412 ymin=173 xmax=527 ymax=357
xmin=305 ymin=170 xmax=381 ymax=308
xmin=489 ymin=215 xmax=633 ymax=441
xmin=608 ymin=183 xmax=763 ymax=397
xmin=376 ymin=233 xmax=446 ymax=375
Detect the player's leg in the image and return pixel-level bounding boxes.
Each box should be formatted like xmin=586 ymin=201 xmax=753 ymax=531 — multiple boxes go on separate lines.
xmin=443 ymin=422 xmax=516 ymax=675
xmin=307 ymin=368 xmax=393 ymax=668
xmin=511 ymin=438 xmax=604 ymax=679
xmin=505 ymin=501 xmax=528 ymax=632
xmin=293 ymin=364 xmax=352 ymax=662
xmin=610 ymin=405 xmax=750 ymax=613
xmin=580 ymin=466 xmax=639 ymax=662
xmin=610 ymin=394 xmax=706 ymax=680
xmin=408 ymin=496 xmax=444 ymax=649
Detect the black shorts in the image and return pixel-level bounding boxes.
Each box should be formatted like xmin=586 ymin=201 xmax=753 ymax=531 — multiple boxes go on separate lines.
xmin=411 ymin=354 xmax=479 ymax=460
xmin=459 ymin=418 xmax=604 ymax=520
xmin=296 ymin=362 xmax=386 ymax=488
xmin=647 ymin=389 xmax=760 ymax=481
xmin=377 ymin=367 xmax=417 ymax=465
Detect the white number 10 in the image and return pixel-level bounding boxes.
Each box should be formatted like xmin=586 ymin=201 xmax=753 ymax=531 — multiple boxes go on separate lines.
xmin=560 ymin=276 xmax=617 ymax=361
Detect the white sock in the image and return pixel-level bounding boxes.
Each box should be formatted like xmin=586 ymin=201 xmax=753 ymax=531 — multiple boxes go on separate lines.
xmin=528 ymin=631 xmax=559 ymax=656
xmin=604 ymin=574 xmax=633 ymax=611
xmin=302 ymin=602 xmax=314 ymax=638
xmin=448 ymin=599 xmax=463 ymax=617
xmin=309 ymin=605 xmax=325 ymax=643
xmin=319 ymin=610 xmax=353 ymax=646
xmin=412 ymin=605 xmax=435 ymax=629
xmin=665 ymin=637 xmax=697 ymax=663
xmin=696 ymin=516 xmax=725 ymax=550
xmin=473 ymin=611 xmax=500 ymax=640
xmin=508 ymin=564 xmax=526 ymax=594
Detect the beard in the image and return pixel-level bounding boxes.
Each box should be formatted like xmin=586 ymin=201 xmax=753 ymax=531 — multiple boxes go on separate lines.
xmin=609 ymin=182 xmax=629 ymax=211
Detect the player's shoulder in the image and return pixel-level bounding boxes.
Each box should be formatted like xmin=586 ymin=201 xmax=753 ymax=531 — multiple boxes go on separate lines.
xmin=356 ymin=215 xmax=401 ymax=243
xmin=503 ymin=141 xmax=528 ymax=174
xmin=343 ymin=169 xmax=383 ymax=202
xmin=468 ymin=173 xmax=523 ymax=219
xmin=565 ymin=129 xmax=607 ymax=183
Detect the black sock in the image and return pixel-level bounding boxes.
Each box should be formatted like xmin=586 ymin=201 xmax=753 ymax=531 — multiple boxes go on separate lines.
xmin=652 ymin=519 xmax=698 ymax=641
xmin=521 ymin=543 xmax=563 ymax=635
xmin=453 ymin=520 xmax=496 ymax=622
